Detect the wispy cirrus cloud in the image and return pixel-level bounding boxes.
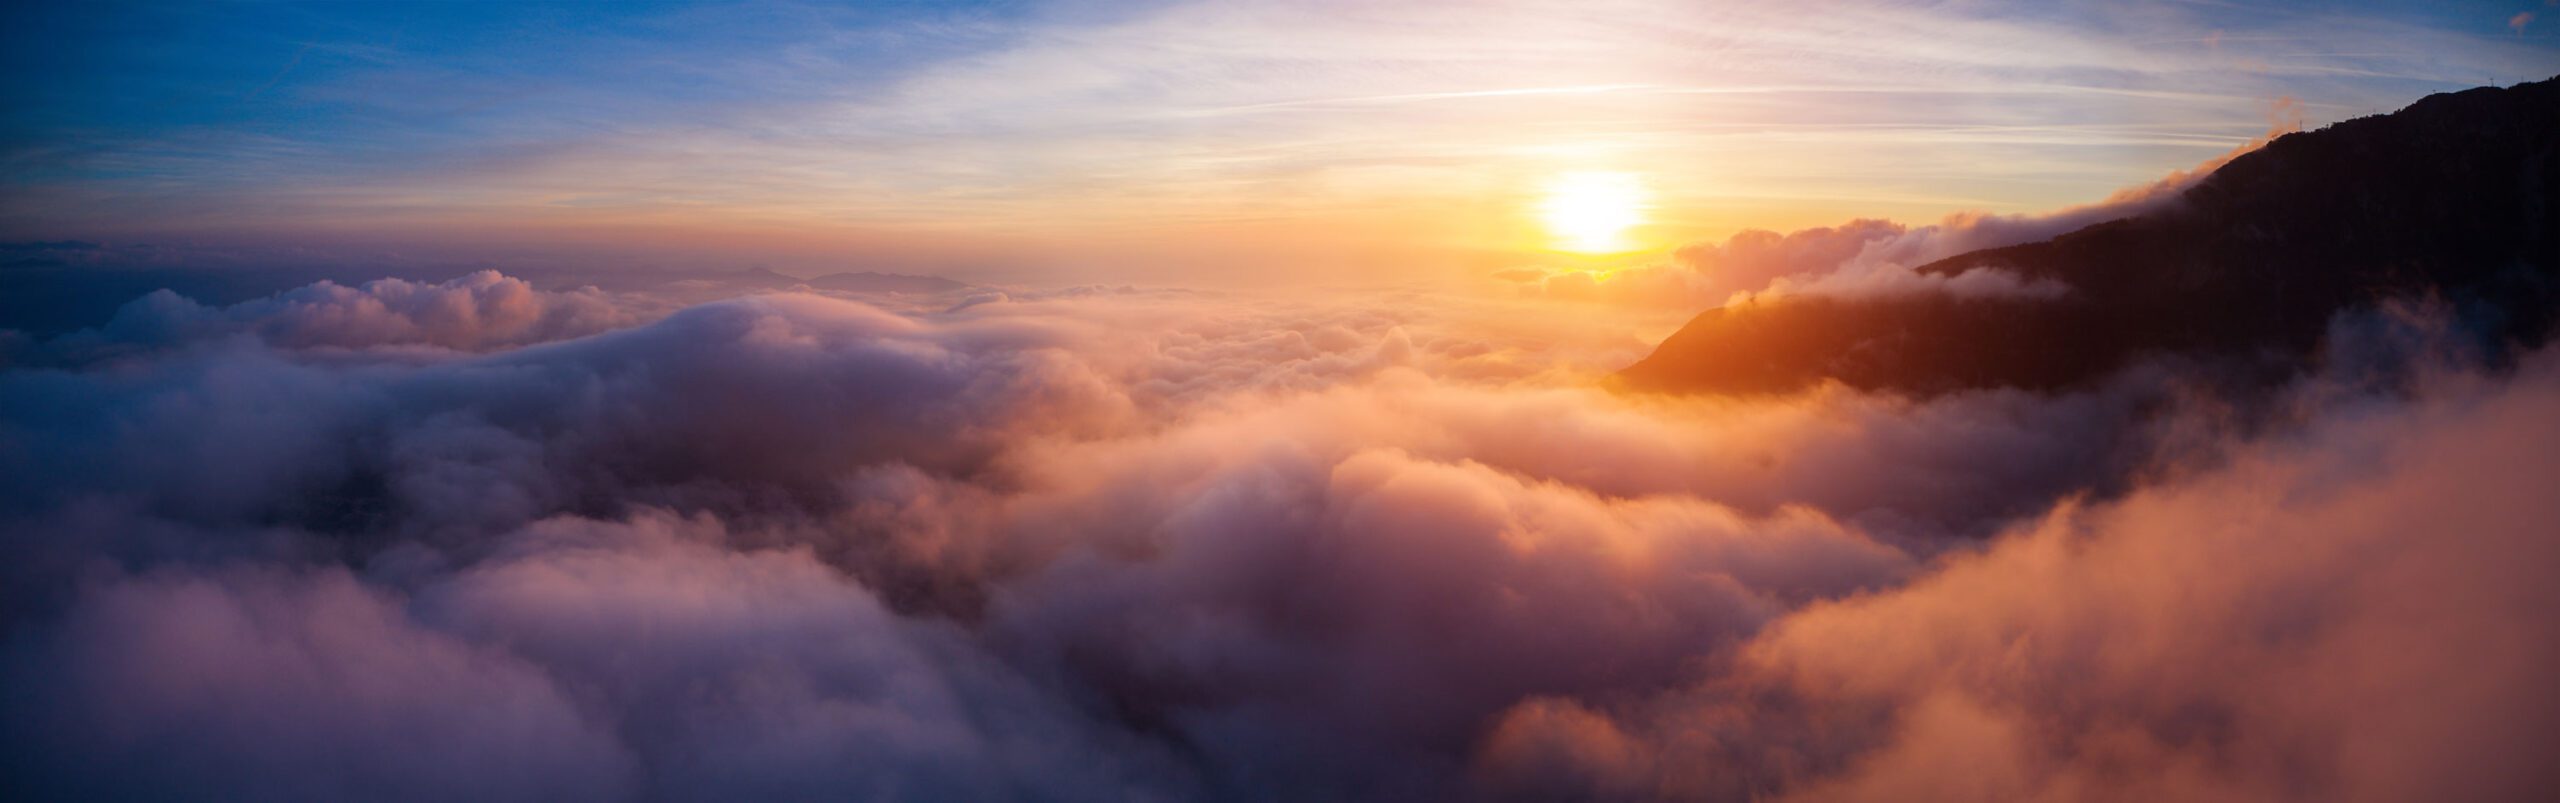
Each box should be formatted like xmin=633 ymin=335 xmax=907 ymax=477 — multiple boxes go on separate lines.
xmin=5 ymin=1 xmax=2552 ymax=282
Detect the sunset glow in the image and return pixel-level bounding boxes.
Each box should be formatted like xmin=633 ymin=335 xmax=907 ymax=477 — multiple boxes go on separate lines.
xmin=3 ymin=1 xmax=2550 ymax=283
xmin=3 ymin=2 xmax=2556 ymax=801
xmin=1538 ymin=171 xmax=1650 ymax=253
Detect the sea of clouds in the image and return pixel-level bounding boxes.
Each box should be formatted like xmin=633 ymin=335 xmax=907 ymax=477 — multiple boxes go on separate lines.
xmin=1 ymin=264 xmax=2553 ymax=802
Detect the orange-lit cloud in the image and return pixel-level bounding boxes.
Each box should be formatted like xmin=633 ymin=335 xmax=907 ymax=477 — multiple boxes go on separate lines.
xmin=1481 ymin=347 xmax=2560 ymax=802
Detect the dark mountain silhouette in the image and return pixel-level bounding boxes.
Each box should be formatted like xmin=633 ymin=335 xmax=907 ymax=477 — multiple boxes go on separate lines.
xmin=724 ymin=266 xmax=804 ymax=288
xmin=805 ymin=271 xmax=971 ymax=294
xmin=1621 ymin=75 xmax=2560 ymax=396
xmin=714 ymin=267 xmax=972 ymax=294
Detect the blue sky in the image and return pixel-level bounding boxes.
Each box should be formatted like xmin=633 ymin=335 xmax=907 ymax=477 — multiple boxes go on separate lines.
xmin=4 ymin=0 xmax=2555 ymax=282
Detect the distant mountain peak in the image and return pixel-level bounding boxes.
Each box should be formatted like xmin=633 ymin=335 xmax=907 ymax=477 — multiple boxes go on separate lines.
xmin=1621 ymin=75 xmax=2560 ymax=396
xmin=709 ymin=267 xmax=971 ymax=294
xmin=803 ymin=271 xmax=970 ymax=294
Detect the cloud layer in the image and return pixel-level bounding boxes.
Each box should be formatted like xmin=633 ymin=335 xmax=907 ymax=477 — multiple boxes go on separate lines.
xmin=1483 ymin=351 xmax=2560 ymax=801
xmin=2 ymin=274 xmax=2553 ymax=801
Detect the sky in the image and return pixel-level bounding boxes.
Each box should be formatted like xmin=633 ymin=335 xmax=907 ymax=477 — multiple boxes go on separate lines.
xmin=3 ymin=0 xmax=2556 ymax=283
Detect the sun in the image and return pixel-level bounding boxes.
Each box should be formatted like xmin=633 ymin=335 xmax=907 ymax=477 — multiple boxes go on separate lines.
xmin=1537 ymin=171 xmax=1649 ymax=253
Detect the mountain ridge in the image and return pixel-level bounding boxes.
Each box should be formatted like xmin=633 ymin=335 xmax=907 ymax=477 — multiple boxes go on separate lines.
xmin=721 ymin=267 xmax=973 ymax=294
xmin=1621 ymin=75 xmax=2560 ymax=396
